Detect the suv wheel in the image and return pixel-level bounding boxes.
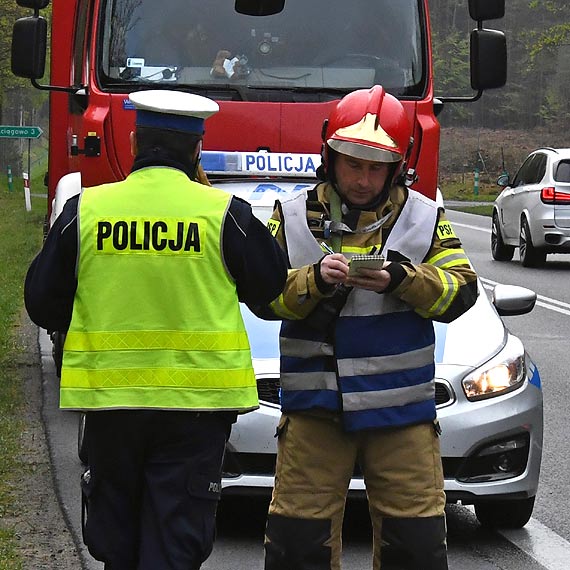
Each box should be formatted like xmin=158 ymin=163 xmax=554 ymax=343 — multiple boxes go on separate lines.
xmin=519 ymin=218 xmax=546 ymax=267
xmin=491 ymin=212 xmax=514 ymax=261
xmin=475 ymin=496 xmax=535 ymax=529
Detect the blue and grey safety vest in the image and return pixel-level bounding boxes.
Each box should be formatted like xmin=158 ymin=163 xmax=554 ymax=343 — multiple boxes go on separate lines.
xmin=279 ymin=189 xmax=439 ymax=431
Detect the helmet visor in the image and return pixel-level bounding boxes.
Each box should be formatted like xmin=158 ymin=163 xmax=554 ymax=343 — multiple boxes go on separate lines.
xmin=328 ymin=139 xmax=402 ymax=163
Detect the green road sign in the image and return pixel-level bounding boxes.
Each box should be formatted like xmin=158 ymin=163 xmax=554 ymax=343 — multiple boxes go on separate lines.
xmin=0 ymin=125 xmax=43 ymax=139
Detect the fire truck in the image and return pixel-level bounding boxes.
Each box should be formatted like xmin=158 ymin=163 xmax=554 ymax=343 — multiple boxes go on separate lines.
xmin=12 ymin=0 xmax=506 ymax=220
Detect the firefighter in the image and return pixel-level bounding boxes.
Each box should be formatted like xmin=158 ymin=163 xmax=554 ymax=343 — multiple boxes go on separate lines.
xmin=24 ymin=90 xmax=287 ymax=570
xmin=261 ymin=85 xmax=478 ymax=570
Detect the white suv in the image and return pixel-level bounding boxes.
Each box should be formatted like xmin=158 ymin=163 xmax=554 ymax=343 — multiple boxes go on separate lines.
xmin=492 ymin=147 xmax=570 ymax=266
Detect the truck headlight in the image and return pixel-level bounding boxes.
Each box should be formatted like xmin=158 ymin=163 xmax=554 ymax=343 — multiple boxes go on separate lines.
xmin=462 ymin=335 xmax=526 ymax=401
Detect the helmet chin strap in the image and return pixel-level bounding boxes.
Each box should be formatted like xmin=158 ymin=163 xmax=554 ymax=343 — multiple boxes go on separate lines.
xmin=191 ymin=140 xmax=203 ymax=181
xmin=326 ymin=184 xmax=393 ymax=249
xmin=394 ymin=136 xmax=416 ymax=187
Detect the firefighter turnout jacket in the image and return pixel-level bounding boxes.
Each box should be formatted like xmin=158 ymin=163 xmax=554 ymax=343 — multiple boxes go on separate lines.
xmin=266 ymin=182 xmax=477 ymax=431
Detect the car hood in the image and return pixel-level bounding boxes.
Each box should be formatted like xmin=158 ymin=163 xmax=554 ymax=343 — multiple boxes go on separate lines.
xmin=434 ymin=283 xmax=506 ymax=369
xmin=241 ymin=281 xmax=506 ymax=374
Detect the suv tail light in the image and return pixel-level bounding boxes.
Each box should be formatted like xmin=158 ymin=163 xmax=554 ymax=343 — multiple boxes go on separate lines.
xmin=541 ymin=187 xmax=570 ymax=204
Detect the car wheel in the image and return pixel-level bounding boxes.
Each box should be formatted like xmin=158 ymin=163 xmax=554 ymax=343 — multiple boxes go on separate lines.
xmin=474 ymin=496 xmax=535 ymax=529
xmin=491 ymin=212 xmax=515 ymax=261
xmin=78 ymin=412 xmax=88 ymax=464
xmin=519 ymin=218 xmax=546 ymax=267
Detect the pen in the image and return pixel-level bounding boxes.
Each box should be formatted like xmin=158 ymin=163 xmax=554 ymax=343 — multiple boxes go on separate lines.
xmin=320 ymin=241 xmax=335 ymax=255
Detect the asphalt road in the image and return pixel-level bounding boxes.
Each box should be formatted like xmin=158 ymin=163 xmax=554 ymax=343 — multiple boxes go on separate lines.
xmin=446 ymin=209 xmax=570 ymax=547
xmin=38 ymin=208 xmax=570 ymax=569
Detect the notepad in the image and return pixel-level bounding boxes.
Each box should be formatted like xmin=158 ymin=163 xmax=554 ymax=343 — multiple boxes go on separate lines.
xmin=348 ymin=255 xmax=385 ymax=276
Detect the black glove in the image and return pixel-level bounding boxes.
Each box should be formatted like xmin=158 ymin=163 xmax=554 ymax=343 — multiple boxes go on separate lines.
xmin=304 ymin=284 xmax=352 ymax=332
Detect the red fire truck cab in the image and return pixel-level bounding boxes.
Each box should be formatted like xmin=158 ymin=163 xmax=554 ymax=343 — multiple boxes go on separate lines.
xmin=12 ymin=0 xmax=506 ymax=223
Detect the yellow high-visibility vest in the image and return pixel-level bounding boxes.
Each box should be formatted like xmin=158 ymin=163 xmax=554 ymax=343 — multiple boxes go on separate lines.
xmin=60 ymin=167 xmax=258 ymax=412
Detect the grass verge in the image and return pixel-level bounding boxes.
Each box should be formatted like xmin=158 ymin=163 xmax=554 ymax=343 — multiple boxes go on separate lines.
xmin=451 ymin=204 xmax=494 ymax=217
xmin=439 ymin=175 xmax=500 ymax=202
xmin=440 ymin=179 xmax=496 ymax=217
xmin=0 ymin=186 xmax=45 ymax=569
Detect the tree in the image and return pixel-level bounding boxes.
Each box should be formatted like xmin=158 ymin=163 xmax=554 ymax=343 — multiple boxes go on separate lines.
xmin=0 ymin=1 xmax=50 ymax=175
xmin=0 ymin=1 xmax=28 ymax=97
xmin=430 ymin=0 xmax=570 ymax=132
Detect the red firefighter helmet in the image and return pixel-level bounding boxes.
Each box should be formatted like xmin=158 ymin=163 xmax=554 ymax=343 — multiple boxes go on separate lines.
xmin=322 ymin=85 xmax=413 ymax=179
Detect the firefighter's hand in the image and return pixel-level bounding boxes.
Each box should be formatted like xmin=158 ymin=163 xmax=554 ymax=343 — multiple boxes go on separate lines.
xmin=346 ymin=262 xmax=392 ymax=292
xmin=320 ymin=254 xmax=350 ymax=285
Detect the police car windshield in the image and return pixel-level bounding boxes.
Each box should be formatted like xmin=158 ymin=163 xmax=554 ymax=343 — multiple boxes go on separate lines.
xmin=99 ymin=0 xmax=426 ymax=99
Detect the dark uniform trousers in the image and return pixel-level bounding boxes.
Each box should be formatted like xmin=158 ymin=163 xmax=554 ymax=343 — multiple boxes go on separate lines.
xmin=82 ymin=409 xmax=235 ymax=570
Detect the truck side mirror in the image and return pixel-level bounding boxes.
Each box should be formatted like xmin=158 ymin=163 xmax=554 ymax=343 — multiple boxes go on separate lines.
xmin=11 ymin=16 xmax=47 ymax=79
xmin=469 ymin=0 xmax=505 ymax=22
xmin=470 ymin=29 xmax=507 ymax=90
xmin=235 ymin=0 xmax=285 ymax=16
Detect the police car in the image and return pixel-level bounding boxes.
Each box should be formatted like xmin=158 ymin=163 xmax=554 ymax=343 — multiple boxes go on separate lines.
xmin=63 ymin=150 xmax=541 ymax=530
xmin=202 ymin=151 xmax=543 ymax=530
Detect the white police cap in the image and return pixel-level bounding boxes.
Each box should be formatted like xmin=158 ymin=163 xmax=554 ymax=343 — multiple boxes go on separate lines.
xmin=129 ymin=90 xmax=219 ymax=134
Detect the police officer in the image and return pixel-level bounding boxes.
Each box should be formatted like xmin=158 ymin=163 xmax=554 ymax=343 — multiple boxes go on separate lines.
xmin=261 ymin=86 xmax=478 ymax=570
xmin=24 ymin=90 xmax=287 ymax=570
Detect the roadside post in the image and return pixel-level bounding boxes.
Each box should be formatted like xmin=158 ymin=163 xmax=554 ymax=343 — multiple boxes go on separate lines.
xmin=474 ymin=167 xmax=480 ymax=197
xmin=7 ymin=165 xmax=14 ymax=192
xmin=23 ymin=172 xmax=32 ymax=211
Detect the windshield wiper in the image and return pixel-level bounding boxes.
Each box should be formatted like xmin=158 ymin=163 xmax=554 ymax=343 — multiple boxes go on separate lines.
xmin=182 ymin=84 xmax=250 ymax=101
xmin=245 ymin=85 xmax=356 ymax=102
xmin=246 ymin=85 xmax=353 ymax=93
xmin=102 ymin=79 xmax=249 ymax=101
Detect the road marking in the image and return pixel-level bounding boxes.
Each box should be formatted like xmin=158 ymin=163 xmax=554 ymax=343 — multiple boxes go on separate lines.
xmin=446 ymin=215 xmax=570 ymax=566
xmin=500 ymin=519 xmax=570 ymax=570
xmin=449 ymin=217 xmax=570 ymax=315
xmin=481 ymin=277 xmax=570 ymax=316
xmin=452 ymin=221 xmax=491 ymax=233
xmin=464 ymin=507 xmax=570 ymax=570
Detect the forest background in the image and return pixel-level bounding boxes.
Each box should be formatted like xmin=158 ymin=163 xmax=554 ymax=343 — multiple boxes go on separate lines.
xmin=0 ymin=0 xmax=570 ymax=192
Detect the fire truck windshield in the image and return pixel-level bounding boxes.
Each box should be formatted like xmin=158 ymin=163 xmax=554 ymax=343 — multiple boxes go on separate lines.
xmin=99 ymin=0 xmax=426 ymax=100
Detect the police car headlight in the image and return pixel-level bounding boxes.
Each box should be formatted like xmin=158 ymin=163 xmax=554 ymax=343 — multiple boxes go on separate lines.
xmin=462 ymin=335 xmax=526 ymax=401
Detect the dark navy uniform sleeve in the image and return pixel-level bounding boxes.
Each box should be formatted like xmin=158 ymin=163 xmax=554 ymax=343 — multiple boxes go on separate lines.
xmin=223 ymin=196 xmax=287 ymax=307
xmin=24 ymin=195 xmax=79 ymax=331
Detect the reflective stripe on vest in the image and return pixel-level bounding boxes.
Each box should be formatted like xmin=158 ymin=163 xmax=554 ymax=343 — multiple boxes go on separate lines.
xmin=60 ymin=167 xmax=258 ymax=412
xmin=279 ymin=188 xmax=438 ymax=430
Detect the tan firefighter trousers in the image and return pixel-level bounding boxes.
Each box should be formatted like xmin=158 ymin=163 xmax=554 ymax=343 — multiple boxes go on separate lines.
xmin=264 ymin=412 xmax=447 ymax=570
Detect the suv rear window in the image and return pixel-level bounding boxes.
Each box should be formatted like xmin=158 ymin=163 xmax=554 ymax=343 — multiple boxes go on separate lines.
xmin=513 ymin=153 xmax=545 ymax=186
xmin=554 ymin=160 xmax=570 ymax=183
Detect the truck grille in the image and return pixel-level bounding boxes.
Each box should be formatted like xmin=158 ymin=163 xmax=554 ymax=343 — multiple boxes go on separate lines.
xmin=257 ymin=378 xmax=454 ymax=407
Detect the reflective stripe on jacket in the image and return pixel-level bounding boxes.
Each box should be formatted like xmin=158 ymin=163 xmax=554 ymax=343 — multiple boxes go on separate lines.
xmin=60 ymin=167 xmax=258 ymax=412
xmin=279 ymin=188 xmax=438 ymax=431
